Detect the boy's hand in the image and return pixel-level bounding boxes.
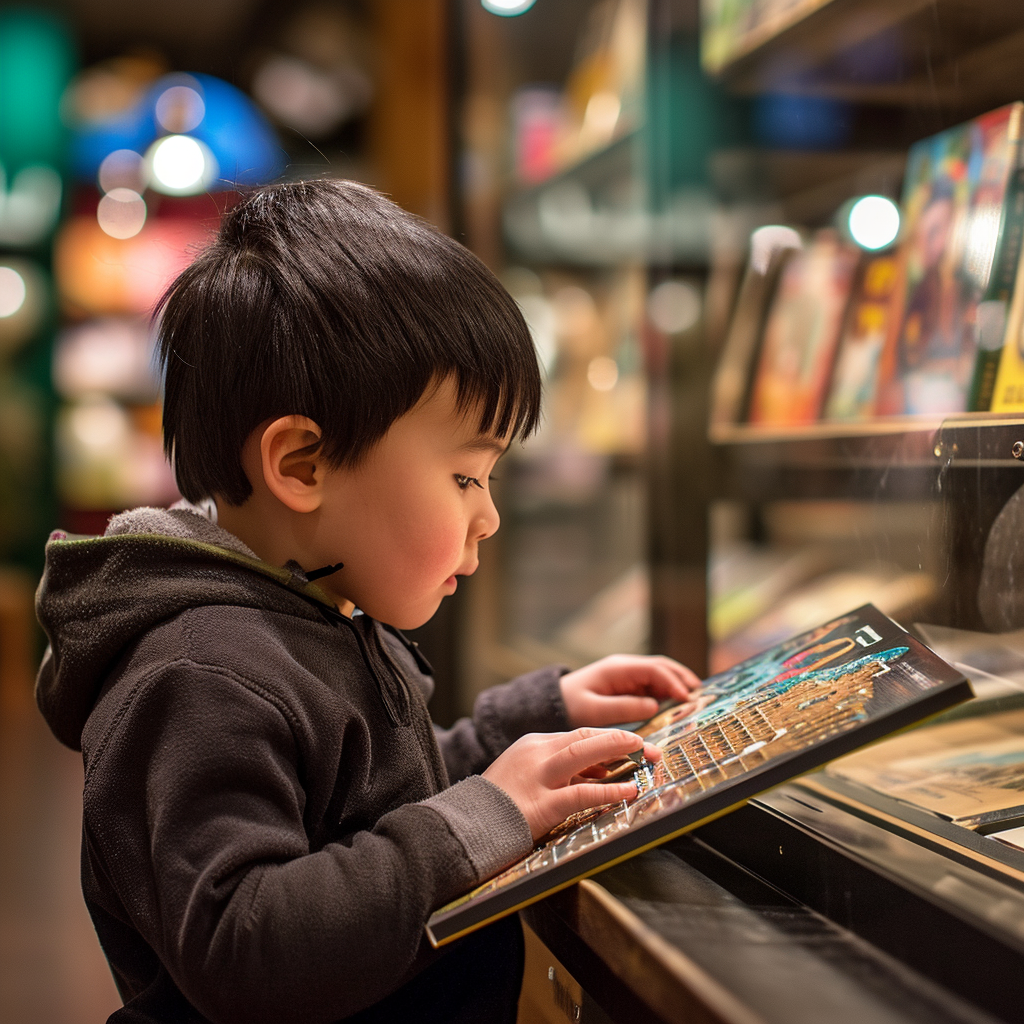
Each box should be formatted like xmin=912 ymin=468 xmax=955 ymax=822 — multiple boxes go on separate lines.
xmin=483 ymin=728 xmax=661 ymax=840
xmin=560 ymin=654 xmax=701 ymax=729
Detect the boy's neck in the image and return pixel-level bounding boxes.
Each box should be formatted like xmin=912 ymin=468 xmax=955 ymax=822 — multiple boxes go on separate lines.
xmin=214 ymin=497 xmax=355 ymax=616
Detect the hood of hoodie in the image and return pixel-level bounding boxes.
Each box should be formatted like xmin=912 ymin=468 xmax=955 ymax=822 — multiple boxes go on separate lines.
xmin=35 ymin=503 xmax=344 ymax=751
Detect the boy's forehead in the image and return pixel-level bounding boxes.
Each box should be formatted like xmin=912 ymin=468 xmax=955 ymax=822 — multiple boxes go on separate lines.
xmin=418 ymin=377 xmax=512 ymax=452
xmin=456 ymin=435 xmax=510 ymax=456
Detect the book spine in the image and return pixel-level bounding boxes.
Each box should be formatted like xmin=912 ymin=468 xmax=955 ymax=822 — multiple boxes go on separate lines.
xmin=969 ymin=163 xmax=1024 ymax=411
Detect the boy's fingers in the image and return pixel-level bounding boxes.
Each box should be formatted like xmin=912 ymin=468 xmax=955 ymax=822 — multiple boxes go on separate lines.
xmin=604 ymin=658 xmax=700 ymax=702
xmin=644 ymin=659 xmax=702 ymax=699
xmin=555 ymin=780 xmax=638 ymax=819
xmin=642 ymin=741 xmax=662 ymax=762
xmin=587 ymin=694 xmax=660 ymax=725
xmin=548 ymin=729 xmax=644 ymax=780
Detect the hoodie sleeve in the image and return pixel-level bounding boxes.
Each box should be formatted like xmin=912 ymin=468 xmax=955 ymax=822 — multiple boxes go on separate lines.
xmin=434 ymin=665 xmax=571 ymax=782
xmin=83 ymin=660 xmax=531 ymax=1024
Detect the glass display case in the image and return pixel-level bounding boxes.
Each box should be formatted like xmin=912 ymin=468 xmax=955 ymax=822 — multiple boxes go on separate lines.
xmin=485 ymin=1 xmax=1024 ymax=1021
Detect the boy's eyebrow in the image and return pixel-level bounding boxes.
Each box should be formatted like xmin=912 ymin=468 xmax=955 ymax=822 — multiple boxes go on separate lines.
xmin=458 ymin=437 xmax=510 ymax=456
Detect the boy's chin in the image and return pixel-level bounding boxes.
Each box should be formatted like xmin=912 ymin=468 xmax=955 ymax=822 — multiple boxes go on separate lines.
xmin=378 ymin=598 xmax=445 ymax=631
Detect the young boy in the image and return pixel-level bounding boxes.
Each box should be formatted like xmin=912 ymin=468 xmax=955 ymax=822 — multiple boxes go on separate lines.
xmin=35 ymin=180 xmax=698 ymax=1023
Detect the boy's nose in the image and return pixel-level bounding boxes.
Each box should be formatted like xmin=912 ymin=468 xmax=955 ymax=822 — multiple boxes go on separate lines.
xmin=473 ymin=494 xmax=500 ymax=541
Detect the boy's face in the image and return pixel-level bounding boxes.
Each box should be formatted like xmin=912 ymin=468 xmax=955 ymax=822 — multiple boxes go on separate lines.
xmin=312 ymin=378 xmax=506 ymax=628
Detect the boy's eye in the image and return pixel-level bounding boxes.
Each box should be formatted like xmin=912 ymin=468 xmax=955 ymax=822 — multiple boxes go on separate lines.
xmin=454 ymin=474 xmax=484 ymax=491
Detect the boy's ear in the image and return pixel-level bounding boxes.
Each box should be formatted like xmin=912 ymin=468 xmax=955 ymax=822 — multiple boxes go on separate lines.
xmin=259 ymin=416 xmax=325 ymax=513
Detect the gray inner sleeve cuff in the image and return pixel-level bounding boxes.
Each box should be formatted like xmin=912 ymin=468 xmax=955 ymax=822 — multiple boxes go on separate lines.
xmin=420 ymin=775 xmax=534 ymax=882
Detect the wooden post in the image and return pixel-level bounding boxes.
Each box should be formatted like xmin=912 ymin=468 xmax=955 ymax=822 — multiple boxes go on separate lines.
xmin=369 ymin=0 xmax=451 ymax=229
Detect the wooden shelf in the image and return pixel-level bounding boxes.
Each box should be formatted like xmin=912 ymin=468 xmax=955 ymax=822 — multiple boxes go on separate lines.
xmin=709 ymin=0 xmax=1024 ymax=115
xmin=710 ymin=148 xmax=906 ymax=223
xmin=708 ymin=415 xmax=1024 ymax=492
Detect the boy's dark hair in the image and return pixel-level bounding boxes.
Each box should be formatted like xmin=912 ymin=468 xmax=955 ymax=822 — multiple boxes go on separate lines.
xmin=156 ymin=179 xmax=541 ymax=505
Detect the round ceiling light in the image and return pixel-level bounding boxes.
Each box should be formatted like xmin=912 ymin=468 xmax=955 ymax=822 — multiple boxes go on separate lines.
xmin=146 ymin=135 xmax=217 ymax=195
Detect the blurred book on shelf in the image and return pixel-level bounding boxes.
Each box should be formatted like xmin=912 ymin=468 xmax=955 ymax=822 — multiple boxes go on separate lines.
xmin=709 ymin=101 xmax=1024 ymax=433
xmin=550 ymin=563 xmax=649 ymax=663
xmin=989 ymin=229 xmax=1024 ymax=412
xmin=709 ymin=543 xmax=831 ymax=644
xmin=509 ymin=0 xmax=645 ymax=186
xmin=711 ymin=563 xmax=937 ymax=673
xmin=823 ymin=252 xmax=900 ymax=421
xmin=875 ymin=102 xmax=1024 ymax=416
xmin=701 ymin=0 xmax=836 ymax=74
xmin=747 ymin=229 xmax=860 ymax=426
xmin=709 ymin=225 xmax=801 ymax=428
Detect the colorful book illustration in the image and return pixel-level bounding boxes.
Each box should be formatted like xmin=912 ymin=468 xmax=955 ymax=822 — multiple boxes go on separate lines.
xmin=988 ymin=232 xmax=1024 ymax=411
xmin=823 ymin=254 xmax=899 ymax=420
xmin=746 ymin=230 xmax=859 ymax=426
xmin=828 ymin=706 xmax=1024 ymax=832
xmin=426 ymin=605 xmax=970 ymax=946
xmin=875 ymin=102 xmax=1024 ymax=416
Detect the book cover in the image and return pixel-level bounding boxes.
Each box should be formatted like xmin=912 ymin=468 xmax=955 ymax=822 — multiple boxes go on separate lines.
xmin=746 ymin=229 xmax=859 ymax=426
xmin=426 ymin=604 xmax=971 ymax=946
xmin=823 ymin=253 xmax=899 ymax=420
xmin=875 ymin=103 xmax=1024 ymax=416
xmin=828 ymin=706 xmax=1024 ymax=831
xmin=988 ymin=228 xmax=1024 ymax=411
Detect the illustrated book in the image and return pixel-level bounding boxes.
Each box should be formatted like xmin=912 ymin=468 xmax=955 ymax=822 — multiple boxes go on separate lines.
xmin=746 ymin=229 xmax=859 ymax=426
xmin=823 ymin=253 xmax=899 ymax=420
xmin=827 ymin=704 xmax=1024 ymax=832
xmin=426 ymin=604 xmax=971 ymax=946
xmin=988 ymin=230 xmax=1024 ymax=411
xmin=874 ymin=102 xmax=1024 ymax=416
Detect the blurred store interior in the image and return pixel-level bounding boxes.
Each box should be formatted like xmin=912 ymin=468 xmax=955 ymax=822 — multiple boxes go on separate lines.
xmin=5 ymin=0 xmax=1024 ymax=1020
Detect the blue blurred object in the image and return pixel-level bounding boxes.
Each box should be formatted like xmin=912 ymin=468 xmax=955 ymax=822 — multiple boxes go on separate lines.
xmin=70 ymin=103 xmax=156 ymax=183
xmin=753 ymin=93 xmax=852 ymax=150
xmin=72 ymin=71 xmax=283 ymax=189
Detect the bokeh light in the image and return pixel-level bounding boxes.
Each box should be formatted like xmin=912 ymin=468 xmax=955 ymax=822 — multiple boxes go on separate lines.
xmin=481 ymin=0 xmax=538 ymax=15
xmin=96 ymin=188 xmax=146 ymax=239
xmin=0 ymin=163 xmax=62 ymax=246
xmin=146 ymin=134 xmax=215 ymax=194
xmin=155 ymin=84 xmax=205 ymax=133
xmin=848 ymin=195 xmax=900 ymax=251
xmin=66 ymin=397 xmax=128 ymax=450
xmin=587 ymin=356 xmax=619 ymax=391
xmin=98 ymin=148 xmax=145 ymax=193
xmin=749 ymin=225 xmax=803 ymax=274
xmin=647 ymin=280 xmax=701 ymax=334
xmin=0 ymin=265 xmax=26 ymax=317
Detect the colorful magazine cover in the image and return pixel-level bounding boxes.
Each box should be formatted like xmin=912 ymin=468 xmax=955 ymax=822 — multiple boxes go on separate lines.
xmin=746 ymin=229 xmax=859 ymax=426
xmin=823 ymin=254 xmax=899 ymax=420
xmin=875 ymin=103 xmax=1024 ymax=416
xmin=426 ymin=604 xmax=970 ymax=946
xmin=827 ymin=706 xmax=1024 ymax=831
xmin=988 ymin=236 xmax=1024 ymax=411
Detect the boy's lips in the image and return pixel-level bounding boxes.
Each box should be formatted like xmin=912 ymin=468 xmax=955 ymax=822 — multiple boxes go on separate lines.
xmin=445 ymin=562 xmax=478 ymax=590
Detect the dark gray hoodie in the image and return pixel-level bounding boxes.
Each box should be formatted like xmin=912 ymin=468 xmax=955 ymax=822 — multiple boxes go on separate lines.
xmin=35 ymin=504 xmax=569 ymax=1023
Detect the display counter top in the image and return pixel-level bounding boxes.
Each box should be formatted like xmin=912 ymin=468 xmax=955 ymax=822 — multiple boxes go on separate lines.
xmin=523 ymin=810 xmax=1016 ymax=1024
